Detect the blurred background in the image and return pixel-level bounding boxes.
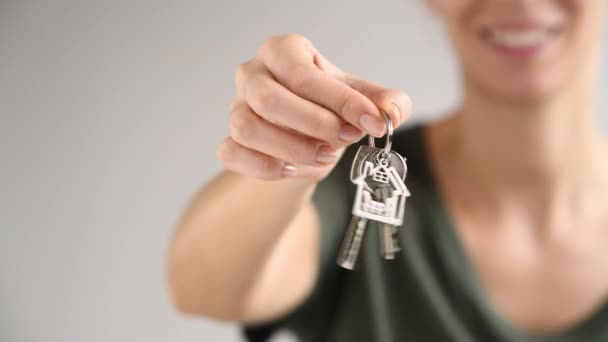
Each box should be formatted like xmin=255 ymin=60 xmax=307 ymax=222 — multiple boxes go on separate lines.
xmin=1 ymin=1 xmax=606 ymax=341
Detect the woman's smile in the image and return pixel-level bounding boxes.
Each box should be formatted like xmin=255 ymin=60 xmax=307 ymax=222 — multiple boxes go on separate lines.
xmin=480 ymin=21 xmax=563 ymax=60
xmin=431 ymin=0 xmax=602 ymax=101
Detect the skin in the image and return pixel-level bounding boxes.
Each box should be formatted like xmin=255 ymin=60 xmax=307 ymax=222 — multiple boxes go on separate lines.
xmin=167 ymin=35 xmax=412 ymax=324
xmin=167 ymin=0 xmax=608 ymax=334
xmin=427 ymin=0 xmax=608 ymax=333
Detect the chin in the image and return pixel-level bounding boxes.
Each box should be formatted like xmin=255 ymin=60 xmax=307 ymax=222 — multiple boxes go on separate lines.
xmin=480 ymin=70 xmax=568 ymax=105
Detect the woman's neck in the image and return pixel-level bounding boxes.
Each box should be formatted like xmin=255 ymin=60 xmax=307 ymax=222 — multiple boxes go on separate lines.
xmin=430 ymin=76 xmax=608 ymax=233
xmin=456 ymin=81 xmax=601 ymax=191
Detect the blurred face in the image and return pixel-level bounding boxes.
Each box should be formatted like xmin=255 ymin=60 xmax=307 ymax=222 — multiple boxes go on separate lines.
xmin=429 ymin=0 xmax=604 ymax=103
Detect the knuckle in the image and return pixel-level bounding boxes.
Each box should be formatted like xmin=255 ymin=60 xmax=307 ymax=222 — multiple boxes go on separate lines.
xmin=259 ymin=33 xmax=316 ymax=90
xmin=288 ymin=64 xmax=314 ymax=93
xmin=229 ymin=99 xmax=240 ymax=113
xmin=246 ymin=77 xmax=275 ymax=112
xmin=280 ymin=33 xmax=309 ymax=47
xmin=337 ymin=88 xmax=357 ymax=117
xmin=260 ymin=33 xmax=307 ymax=59
xmin=216 ymin=138 xmax=235 ymax=165
xmin=307 ymin=111 xmax=328 ymax=134
xmin=235 ymin=60 xmax=253 ymax=87
xmin=230 ymin=108 xmax=256 ymax=143
xmin=259 ymin=36 xmax=279 ymax=57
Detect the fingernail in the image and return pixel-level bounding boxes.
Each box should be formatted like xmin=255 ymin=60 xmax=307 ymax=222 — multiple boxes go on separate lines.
xmin=281 ymin=163 xmax=297 ymax=178
xmin=391 ymin=103 xmax=401 ymax=125
xmin=359 ymin=114 xmax=386 ymax=137
xmin=315 ymin=145 xmax=338 ymax=164
xmin=339 ymin=124 xmax=363 ymax=142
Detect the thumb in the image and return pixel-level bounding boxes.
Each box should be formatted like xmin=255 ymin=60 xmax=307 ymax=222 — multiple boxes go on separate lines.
xmin=345 ymin=75 xmax=413 ymax=129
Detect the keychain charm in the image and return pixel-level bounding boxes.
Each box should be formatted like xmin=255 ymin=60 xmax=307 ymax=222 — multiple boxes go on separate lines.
xmin=336 ymin=112 xmax=411 ymax=270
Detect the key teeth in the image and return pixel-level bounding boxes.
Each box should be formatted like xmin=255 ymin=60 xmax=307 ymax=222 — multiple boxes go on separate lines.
xmin=337 ymin=244 xmax=362 ymax=270
xmin=336 ymin=215 xmax=367 ymax=271
xmin=337 ymin=259 xmax=357 ymax=270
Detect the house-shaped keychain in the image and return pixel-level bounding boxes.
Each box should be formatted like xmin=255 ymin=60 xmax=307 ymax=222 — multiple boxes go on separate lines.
xmin=352 ymin=159 xmax=410 ymax=227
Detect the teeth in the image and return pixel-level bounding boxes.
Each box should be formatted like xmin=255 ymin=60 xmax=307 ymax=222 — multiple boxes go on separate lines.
xmin=492 ymin=30 xmax=547 ymax=48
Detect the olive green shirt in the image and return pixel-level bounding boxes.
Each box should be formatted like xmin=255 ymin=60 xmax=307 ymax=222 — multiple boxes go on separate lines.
xmin=243 ymin=124 xmax=608 ymax=342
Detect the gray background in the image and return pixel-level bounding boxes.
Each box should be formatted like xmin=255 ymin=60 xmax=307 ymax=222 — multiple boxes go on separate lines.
xmin=1 ymin=1 xmax=606 ymax=341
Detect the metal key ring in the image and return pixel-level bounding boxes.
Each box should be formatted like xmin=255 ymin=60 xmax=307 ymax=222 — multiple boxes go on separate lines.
xmin=367 ymin=111 xmax=393 ymax=156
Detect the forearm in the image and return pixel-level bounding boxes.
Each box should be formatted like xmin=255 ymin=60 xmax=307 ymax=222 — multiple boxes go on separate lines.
xmin=167 ymin=170 xmax=318 ymax=319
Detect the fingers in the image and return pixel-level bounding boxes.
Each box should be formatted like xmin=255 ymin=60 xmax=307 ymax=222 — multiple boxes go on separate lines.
xmin=225 ymin=33 xmax=415 ymax=182
xmin=346 ymin=76 xmax=413 ymax=128
xmin=258 ymin=34 xmax=388 ymax=137
xmin=217 ymin=137 xmax=288 ymax=180
xmin=229 ymin=102 xmax=341 ymax=166
xmin=217 ymin=136 xmax=337 ymax=181
xmin=237 ymin=61 xmax=364 ymax=147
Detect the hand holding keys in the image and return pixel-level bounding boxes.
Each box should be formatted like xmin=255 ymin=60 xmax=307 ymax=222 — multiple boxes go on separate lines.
xmin=336 ymin=112 xmax=411 ymax=270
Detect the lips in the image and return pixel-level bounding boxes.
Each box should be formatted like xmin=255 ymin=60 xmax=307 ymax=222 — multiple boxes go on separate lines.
xmin=492 ymin=30 xmax=549 ymax=49
xmin=480 ymin=24 xmax=563 ymax=57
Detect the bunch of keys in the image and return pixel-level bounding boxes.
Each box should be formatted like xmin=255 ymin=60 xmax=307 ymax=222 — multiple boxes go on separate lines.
xmin=336 ymin=112 xmax=410 ymax=270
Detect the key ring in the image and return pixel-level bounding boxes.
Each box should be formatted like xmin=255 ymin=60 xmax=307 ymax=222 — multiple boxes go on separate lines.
xmin=367 ymin=111 xmax=393 ymax=156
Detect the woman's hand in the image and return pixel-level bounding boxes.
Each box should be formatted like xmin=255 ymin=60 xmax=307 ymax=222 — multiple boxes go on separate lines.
xmin=217 ymin=34 xmax=412 ymax=181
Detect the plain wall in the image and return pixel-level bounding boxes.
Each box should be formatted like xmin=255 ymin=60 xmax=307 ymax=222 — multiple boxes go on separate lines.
xmin=1 ymin=1 xmax=607 ymax=341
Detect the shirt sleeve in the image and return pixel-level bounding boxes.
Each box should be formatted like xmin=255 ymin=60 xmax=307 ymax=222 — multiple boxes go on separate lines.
xmin=242 ymin=140 xmax=363 ymax=342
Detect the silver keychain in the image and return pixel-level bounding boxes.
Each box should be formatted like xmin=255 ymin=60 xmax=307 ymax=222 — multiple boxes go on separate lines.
xmin=336 ymin=112 xmax=410 ymax=270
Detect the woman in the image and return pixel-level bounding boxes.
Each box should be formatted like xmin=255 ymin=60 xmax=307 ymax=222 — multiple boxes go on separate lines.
xmin=167 ymin=1 xmax=608 ymax=341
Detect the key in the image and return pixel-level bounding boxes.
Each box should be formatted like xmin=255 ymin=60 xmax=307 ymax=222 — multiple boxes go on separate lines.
xmin=349 ymin=146 xmax=407 ymax=184
xmin=336 ymin=111 xmax=411 ymax=270
xmin=337 ymin=152 xmax=408 ymax=269
xmin=336 ymin=215 xmax=368 ymax=270
xmin=375 ymin=186 xmax=402 ymax=260
xmin=336 ymin=144 xmax=374 ymax=270
xmin=352 ymin=153 xmax=408 ymax=226
xmin=379 ymin=224 xmax=401 ymax=260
